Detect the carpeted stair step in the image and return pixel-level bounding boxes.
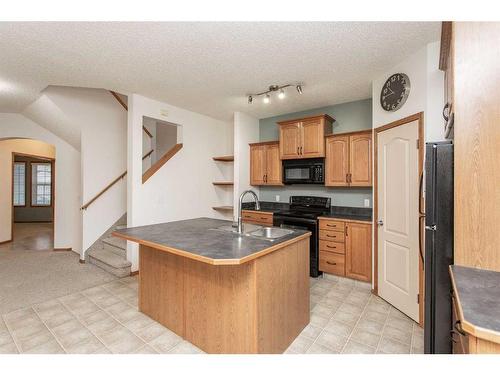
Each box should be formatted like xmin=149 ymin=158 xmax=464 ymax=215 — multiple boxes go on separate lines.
xmin=88 ymin=248 xmax=131 ymax=278
xmin=102 ymin=237 xmax=127 ymax=256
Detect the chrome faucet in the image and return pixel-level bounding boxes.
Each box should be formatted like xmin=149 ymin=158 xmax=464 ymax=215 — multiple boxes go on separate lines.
xmin=235 ymin=190 xmax=260 ymax=234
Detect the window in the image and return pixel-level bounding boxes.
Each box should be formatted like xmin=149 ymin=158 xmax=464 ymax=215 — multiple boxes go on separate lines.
xmin=31 ymin=162 xmax=52 ymax=206
xmin=13 ymin=162 xmax=26 ymax=206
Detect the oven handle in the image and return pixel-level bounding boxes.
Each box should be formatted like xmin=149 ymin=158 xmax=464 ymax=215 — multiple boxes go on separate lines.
xmin=273 ymin=216 xmax=318 ymax=225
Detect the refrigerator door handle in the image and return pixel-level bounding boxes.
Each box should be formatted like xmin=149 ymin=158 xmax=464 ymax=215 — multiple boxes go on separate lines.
xmin=419 ymin=171 xmax=425 ymax=266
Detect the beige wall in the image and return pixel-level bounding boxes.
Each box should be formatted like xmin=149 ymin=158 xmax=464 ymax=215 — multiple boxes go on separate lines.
xmin=0 ymin=139 xmax=55 ymax=243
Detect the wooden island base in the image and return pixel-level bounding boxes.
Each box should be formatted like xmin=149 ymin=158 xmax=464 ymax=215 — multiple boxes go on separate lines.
xmin=138 ymin=237 xmax=310 ymax=354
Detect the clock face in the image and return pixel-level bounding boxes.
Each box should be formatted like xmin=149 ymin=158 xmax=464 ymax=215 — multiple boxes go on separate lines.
xmin=380 ymin=73 xmax=410 ymax=112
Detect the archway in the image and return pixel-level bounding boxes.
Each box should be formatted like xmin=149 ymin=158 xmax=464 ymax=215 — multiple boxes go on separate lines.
xmin=0 ymin=138 xmax=56 ymax=250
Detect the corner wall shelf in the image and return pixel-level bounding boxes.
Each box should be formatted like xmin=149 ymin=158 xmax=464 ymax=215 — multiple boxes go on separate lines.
xmin=212 ymin=155 xmax=234 ymax=162
xmin=213 ymin=182 xmax=234 ymax=186
xmin=212 ymin=206 xmax=234 ymax=212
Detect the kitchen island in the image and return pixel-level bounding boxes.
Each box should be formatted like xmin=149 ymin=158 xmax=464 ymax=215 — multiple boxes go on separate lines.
xmin=113 ymin=217 xmax=311 ymax=354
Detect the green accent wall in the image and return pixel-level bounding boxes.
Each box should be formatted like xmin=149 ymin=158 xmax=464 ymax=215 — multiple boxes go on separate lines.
xmin=258 ymin=98 xmax=373 ymax=208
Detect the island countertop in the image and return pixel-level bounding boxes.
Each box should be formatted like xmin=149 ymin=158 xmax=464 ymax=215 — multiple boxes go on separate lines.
xmin=450 ymin=265 xmax=500 ymax=344
xmin=113 ymin=217 xmax=310 ymax=266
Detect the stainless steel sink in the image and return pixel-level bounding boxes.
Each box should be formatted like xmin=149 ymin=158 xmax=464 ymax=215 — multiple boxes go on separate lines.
xmin=248 ymin=227 xmax=294 ymax=240
xmin=211 ymin=224 xmax=294 ymax=241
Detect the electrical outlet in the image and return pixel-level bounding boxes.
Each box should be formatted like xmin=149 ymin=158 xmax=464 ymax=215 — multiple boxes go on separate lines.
xmin=275 ymin=195 xmax=280 ymax=202
xmin=364 ymin=199 xmax=370 ymax=208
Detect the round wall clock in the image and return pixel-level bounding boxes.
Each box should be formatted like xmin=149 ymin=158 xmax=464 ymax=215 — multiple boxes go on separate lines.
xmin=380 ymin=73 xmax=410 ymax=112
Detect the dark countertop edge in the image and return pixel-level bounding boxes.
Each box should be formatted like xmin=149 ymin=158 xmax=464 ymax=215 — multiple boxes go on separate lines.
xmin=318 ymin=214 xmax=372 ymax=222
xmin=449 ymin=265 xmax=500 ymax=344
xmin=113 ymin=230 xmax=311 ymax=266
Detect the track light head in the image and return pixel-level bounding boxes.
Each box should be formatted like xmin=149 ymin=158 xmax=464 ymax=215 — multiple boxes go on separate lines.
xmin=296 ymin=85 xmax=303 ymax=94
xmin=278 ymin=89 xmax=285 ymax=100
xmin=248 ymin=95 xmax=253 ymax=104
xmin=263 ymin=94 xmax=270 ymax=104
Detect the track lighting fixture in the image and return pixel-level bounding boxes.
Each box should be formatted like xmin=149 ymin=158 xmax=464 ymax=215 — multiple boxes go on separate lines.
xmin=247 ymin=84 xmax=303 ymax=104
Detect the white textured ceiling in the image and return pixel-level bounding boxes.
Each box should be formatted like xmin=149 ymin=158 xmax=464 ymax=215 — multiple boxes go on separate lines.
xmin=0 ymin=22 xmax=440 ymax=120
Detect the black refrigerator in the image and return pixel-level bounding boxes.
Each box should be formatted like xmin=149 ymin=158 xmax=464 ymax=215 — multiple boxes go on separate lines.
xmin=424 ymin=141 xmax=454 ymax=354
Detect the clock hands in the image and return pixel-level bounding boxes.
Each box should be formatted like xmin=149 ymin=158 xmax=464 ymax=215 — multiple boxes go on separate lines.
xmin=382 ymin=91 xmax=394 ymax=100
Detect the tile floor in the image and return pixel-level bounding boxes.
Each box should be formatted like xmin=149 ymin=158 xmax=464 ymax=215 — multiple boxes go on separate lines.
xmin=288 ymin=275 xmax=424 ymax=354
xmin=0 ymin=273 xmax=423 ymax=354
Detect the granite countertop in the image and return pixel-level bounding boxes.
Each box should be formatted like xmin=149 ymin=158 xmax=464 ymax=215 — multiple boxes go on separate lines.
xmin=450 ymin=265 xmax=500 ymax=343
xmin=113 ymin=217 xmax=310 ymax=266
xmin=242 ymin=201 xmax=372 ymax=222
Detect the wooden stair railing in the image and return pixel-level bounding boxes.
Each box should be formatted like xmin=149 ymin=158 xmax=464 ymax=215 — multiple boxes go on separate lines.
xmin=143 ymin=143 xmax=183 ymax=183
xmin=81 ymin=150 xmax=155 ymax=210
xmin=109 ymin=90 xmax=153 ymax=138
xmin=142 ymin=149 xmax=154 ymax=160
xmin=81 ymin=172 xmax=127 ymax=210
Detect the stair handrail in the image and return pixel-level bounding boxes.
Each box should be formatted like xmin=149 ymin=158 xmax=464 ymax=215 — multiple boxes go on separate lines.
xmin=109 ymin=90 xmax=152 ymax=138
xmin=81 ymin=150 xmax=155 ymax=210
xmin=81 ymin=171 xmax=127 ymax=210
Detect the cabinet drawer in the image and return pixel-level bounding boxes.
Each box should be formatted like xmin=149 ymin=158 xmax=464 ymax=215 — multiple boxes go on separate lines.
xmin=319 ymin=219 xmax=345 ymax=232
xmin=319 ymin=240 xmax=345 ymax=254
xmin=319 ymin=229 xmax=345 ymax=243
xmin=319 ymin=251 xmax=345 ymax=276
xmin=241 ymin=211 xmax=273 ymax=226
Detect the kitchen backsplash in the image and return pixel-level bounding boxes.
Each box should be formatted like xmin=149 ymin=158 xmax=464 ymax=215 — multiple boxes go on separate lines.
xmin=258 ymin=185 xmax=372 ymax=208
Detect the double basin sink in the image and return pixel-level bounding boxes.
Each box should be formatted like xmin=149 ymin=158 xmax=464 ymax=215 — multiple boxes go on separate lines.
xmin=213 ymin=224 xmax=294 ymax=241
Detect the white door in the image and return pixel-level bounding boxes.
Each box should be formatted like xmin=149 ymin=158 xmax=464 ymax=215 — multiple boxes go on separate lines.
xmin=377 ymin=120 xmax=420 ymax=322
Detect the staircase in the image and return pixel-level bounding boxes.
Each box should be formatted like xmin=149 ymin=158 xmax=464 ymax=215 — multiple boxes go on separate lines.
xmin=87 ymin=217 xmax=132 ymax=277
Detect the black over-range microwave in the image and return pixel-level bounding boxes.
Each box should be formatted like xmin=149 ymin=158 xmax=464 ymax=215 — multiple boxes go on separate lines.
xmin=282 ymin=158 xmax=324 ymax=184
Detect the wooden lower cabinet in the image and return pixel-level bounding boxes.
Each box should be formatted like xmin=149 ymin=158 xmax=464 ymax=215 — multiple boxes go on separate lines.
xmin=319 ymin=218 xmax=372 ymax=282
xmin=345 ymin=222 xmax=372 ymax=282
xmin=241 ymin=210 xmax=273 ymax=226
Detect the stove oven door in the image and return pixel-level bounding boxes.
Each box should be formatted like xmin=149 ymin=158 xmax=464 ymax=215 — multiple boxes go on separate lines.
xmin=273 ymin=215 xmax=321 ymax=278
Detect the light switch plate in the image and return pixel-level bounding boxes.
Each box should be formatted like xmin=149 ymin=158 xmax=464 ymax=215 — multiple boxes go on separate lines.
xmin=275 ymin=195 xmax=280 ymax=202
xmin=364 ymin=199 xmax=370 ymax=207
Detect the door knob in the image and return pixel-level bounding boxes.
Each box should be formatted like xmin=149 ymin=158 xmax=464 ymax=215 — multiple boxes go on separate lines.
xmin=377 ymin=220 xmax=384 ymax=226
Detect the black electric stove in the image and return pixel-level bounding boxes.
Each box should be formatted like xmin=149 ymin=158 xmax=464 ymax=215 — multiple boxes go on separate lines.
xmin=273 ymin=196 xmax=331 ymax=277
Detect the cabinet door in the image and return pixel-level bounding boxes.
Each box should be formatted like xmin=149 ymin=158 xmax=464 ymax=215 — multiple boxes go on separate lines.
xmin=279 ymin=123 xmax=301 ymax=159
xmin=349 ymin=133 xmax=372 ymax=186
xmin=345 ymin=222 xmax=372 ymax=282
xmin=250 ymin=145 xmax=266 ymax=185
xmin=265 ymin=143 xmax=282 ymax=185
xmin=325 ymin=135 xmax=349 ymax=186
xmin=301 ymin=118 xmax=325 ymax=158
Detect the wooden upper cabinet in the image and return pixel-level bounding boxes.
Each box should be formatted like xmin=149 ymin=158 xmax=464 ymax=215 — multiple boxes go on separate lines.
xmin=279 ymin=122 xmax=301 ymax=159
xmin=250 ymin=142 xmax=283 ymax=186
xmin=265 ymin=143 xmax=282 ymax=185
xmin=345 ymin=222 xmax=372 ymax=282
xmin=325 ymin=130 xmax=372 ymax=187
xmin=349 ymin=132 xmax=372 ymax=187
xmin=301 ymin=118 xmax=325 ymax=158
xmin=278 ymin=115 xmax=334 ymax=160
xmin=250 ymin=144 xmax=266 ymax=185
xmin=325 ymin=135 xmax=349 ymax=186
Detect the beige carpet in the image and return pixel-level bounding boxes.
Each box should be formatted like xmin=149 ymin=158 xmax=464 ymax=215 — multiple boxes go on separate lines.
xmin=0 ymin=249 xmax=116 ymax=314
